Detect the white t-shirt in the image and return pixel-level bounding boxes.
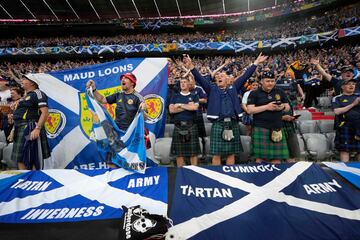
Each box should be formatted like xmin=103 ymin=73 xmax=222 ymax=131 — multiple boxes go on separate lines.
xmin=242 ymin=90 xmax=252 ymax=105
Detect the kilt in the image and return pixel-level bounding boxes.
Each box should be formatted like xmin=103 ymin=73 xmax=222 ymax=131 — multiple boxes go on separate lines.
xmin=210 ymin=119 xmax=243 ymax=156
xmin=170 ymin=122 xmax=200 ymax=157
xmin=12 ymin=121 xmax=51 ymax=166
xmin=251 ymin=127 xmax=289 ymax=160
xmin=335 ymin=125 xmax=360 ymax=153
xmin=196 ymin=115 xmax=206 ymax=138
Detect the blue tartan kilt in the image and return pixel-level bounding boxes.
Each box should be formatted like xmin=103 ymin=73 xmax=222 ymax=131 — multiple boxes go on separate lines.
xmin=335 ymin=125 xmax=360 ymax=153
xmin=12 ymin=121 xmax=51 ymax=168
xmin=170 ymin=122 xmax=201 ymax=157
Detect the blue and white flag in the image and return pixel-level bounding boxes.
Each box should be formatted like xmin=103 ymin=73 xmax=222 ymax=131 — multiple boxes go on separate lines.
xmin=85 ymin=89 xmax=149 ymax=173
xmin=0 ymin=167 xmax=168 ymax=223
xmin=26 ymin=58 xmax=168 ymax=169
xmin=323 ymin=162 xmax=360 ymax=189
xmin=168 ymin=162 xmax=360 ymax=240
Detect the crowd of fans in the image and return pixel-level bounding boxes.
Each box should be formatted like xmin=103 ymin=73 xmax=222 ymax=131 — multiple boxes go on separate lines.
xmin=0 ymin=3 xmax=358 ymax=48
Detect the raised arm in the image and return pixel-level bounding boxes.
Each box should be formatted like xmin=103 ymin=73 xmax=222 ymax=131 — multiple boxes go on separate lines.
xmin=310 ymin=58 xmax=332 ymax=82
xmin=183 ymin=55 xmax=212 ymax=94
xmin=234 ymin=52 xmax=268 ymax=91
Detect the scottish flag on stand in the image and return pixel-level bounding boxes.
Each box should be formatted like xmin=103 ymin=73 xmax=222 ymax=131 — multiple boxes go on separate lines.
xmin=26 ymin=58 xmax=168 ymax=169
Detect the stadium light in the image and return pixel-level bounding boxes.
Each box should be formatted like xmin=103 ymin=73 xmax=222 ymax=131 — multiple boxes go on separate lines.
xmin=175 ymin=0 xmax=182 ymax=16
xmin=0 ymin=4 xmax=13 ymax=19
xmin=88 ymin=0 xmax=101 ymax=20
xmin=42 ymin=0 xmax=59 ymax=20
xmin=153 ymin=0 xmax=161 ymax=17
xmin=19 ymin=0 xmax=36 ymax=19
xmin=132 ymin=0 xmax=141 ymax=18
xmin=66 ymin=0 xmax=80 ymax=19
xmin=109 ymin=0 xmax=121 ymax=19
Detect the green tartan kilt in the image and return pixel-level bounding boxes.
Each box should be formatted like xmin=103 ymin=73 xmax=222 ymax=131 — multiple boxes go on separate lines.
xmin=12 ymin=121 xmax=51 ymax=164
xmin=210 ymin=120 xmax=242 ymax=156
xmin=171 ymin=122 xmax=200 ymax=157
xmin=251 ymin=127 xmax=289 ymax=160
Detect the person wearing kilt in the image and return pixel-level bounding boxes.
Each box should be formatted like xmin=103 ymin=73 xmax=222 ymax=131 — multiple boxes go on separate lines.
xmin=247 ymin=71 xmax=291 ymax=164
xmin=189 ymin=76 xmax=207 ymax=159
xmin=184 ymin=53 xmax=268 ymax=165
xmin=12 ymin=75 xmax=51 ymax=170
xmin=169 ymin=77 xmax=200 ymax=167
xmin=332 ymin=79 xmax=360 ymax=162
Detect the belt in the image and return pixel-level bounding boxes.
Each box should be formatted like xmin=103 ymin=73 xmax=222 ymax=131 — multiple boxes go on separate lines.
xmin=175 ymin=120 xmax=193 ymax=126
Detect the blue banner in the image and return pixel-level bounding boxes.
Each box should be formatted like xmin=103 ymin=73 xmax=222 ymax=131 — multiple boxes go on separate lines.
xmin=26 ymin=58 xmax=168 ymax=169
xmin=0 ymin=167 xmax=168 ymax=223
xmin=168 ymin=162 xmax=360 ymax=240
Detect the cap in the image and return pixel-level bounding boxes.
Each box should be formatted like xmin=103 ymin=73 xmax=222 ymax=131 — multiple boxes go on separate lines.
xmin=341 ymin=65 xmax=353 ymax=73
xmin=120 ymin=73 xmax=137 ymax=86
xmin=22 ymin=73 xmax=40 ymax=86
xmin=262 ymin=71 xmax=275 ymax=79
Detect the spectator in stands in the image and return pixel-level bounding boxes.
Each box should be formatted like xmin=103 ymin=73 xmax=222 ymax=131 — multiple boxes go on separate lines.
xmin=6 ymin=86 xmax=24 ymax=142
xmin=86 ymin=73 xmax=145 ymax=168
xmin=169 ymin=77 xmax=200 ymax=167
xmin=0 ymin=77 xmax=10 ymax=104
xmin=241 ymin=78 xmax=259 ymax=135
xmin=276 ymin=77 xmax=302 ymax=162
xmin=189 ymin=75 xmax=207 ymax=161
xmin=184 ymin=53 xmax=267 ymax=165
xmin=86 ymin=73 xmax=144 ymax=131
xmin=332 ymin=79 xmax=360 ymax=162
xmin=312 ymin=59 xmax=359 ymax=95
xmin=12 ymin=75 xmax=50 ymax=170
xmin=247 ymin=71 xmax=291 ymax=164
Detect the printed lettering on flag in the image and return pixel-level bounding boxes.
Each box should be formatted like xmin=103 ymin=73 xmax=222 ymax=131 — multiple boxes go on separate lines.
xmin=0 ymin=167 xmax=168 ymax=223
xmin=168 ymin=163 xmax=360 ymax=240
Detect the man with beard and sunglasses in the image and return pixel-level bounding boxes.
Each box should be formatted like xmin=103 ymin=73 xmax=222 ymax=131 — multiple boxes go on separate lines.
xmin=183 ymin=53 xmax=267 ymax=166
xmin=86 ymin=73 xmax=145 ymax=131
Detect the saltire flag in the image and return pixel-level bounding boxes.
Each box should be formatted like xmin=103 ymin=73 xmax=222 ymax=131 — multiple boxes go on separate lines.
xmin=0 ymin=167 xmax=168 ymax=224
xmin=167 ymin=162 xmax=360 ymax=240
xmin=85 ymin=89 xmax=150 ymax=173
xmin=26 ymin=58 xmax=168 ymax=170
xmin=323 ymin=162 xmax=360 ymax=189
xmin=318 ymin=30 xmax=338 ymax=46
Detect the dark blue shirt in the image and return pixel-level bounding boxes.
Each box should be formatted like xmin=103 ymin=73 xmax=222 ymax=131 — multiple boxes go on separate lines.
xmin=191 ymin=85 xmax=207 ymax=116
xmin=13 ymin=90 xmax=48 ymax=122
xmin=248 ymin=88 xmax=287 ymax=129
xmin=332 ymin=93 xmax=360 ymax=122
xmin=106 ymin=91 xmax=143 ymax=130
xmin=170 ymin=92 xmax=199 ymax=121
xmin=220 ymin=88 xmax=236 ymax=119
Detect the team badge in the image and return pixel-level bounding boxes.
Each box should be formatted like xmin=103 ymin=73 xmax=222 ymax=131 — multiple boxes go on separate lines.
xmin=144 ymin=94 xmax=164 ymax=124
xmin=275 ymin=94 xmax=281 ymax=101
xmin=128 ymin=99 xmax=134 ymax=105
xmin=25 ymin=96 xmax=31 ymax=101
xmin=45 ymin=109 xmax=66 ymax=138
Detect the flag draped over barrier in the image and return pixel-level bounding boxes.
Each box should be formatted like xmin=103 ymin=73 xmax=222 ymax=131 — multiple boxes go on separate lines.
xmin=26 ymin=58 xmax=168 ymax=169
xmin=0 ymin=163 xmax=360 ymax=240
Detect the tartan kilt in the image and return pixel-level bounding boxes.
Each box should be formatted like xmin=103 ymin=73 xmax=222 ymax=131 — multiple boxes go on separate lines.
xmin=170 ymin=123 xmax=200 ymax=157
xmin=12 ymin=121 xmax=51 ymax=164
xmin=196 ymin=115 xmax=206 ymax=138
xmin=210 ymin=120 xmax=243 ymax=156
xmin=251 ymin=127 xmax=289 ymax=160
xmin=335 ymin=125 xmax=360 ymax=153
